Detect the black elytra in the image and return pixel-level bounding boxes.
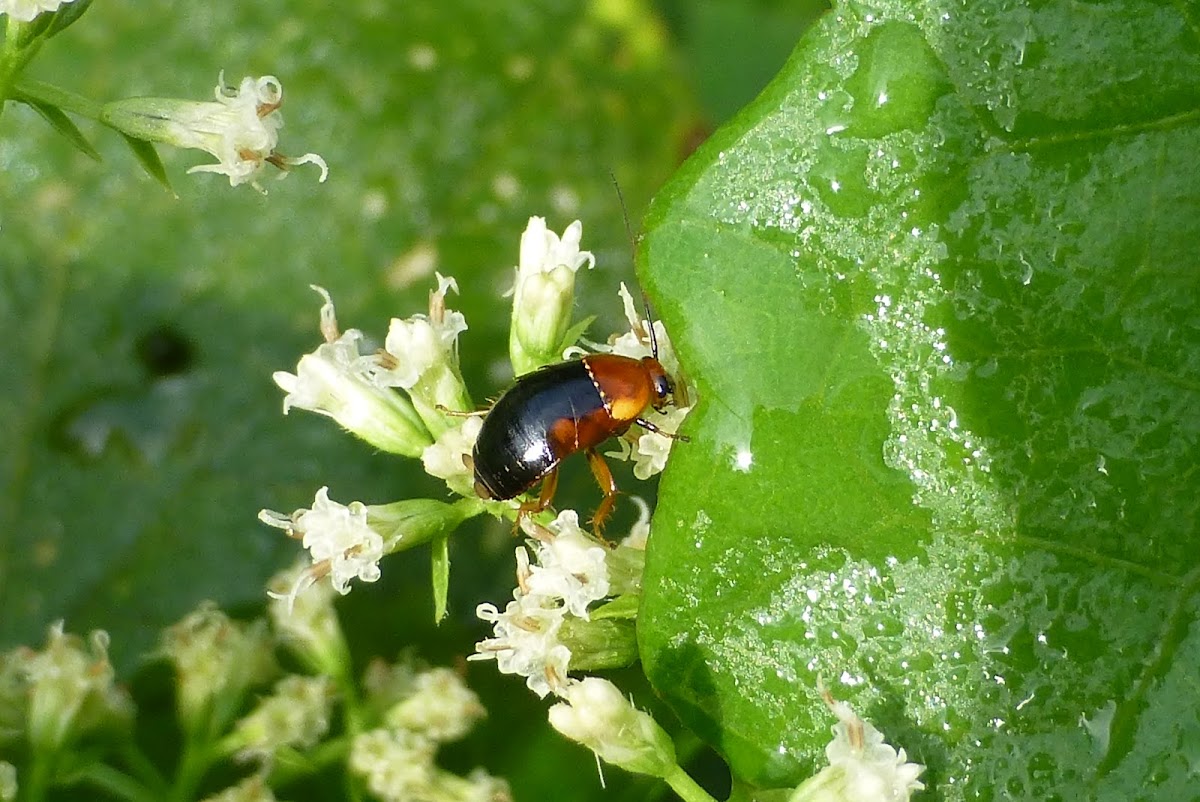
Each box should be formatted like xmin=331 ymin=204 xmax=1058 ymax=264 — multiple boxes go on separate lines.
xmin=472 ymin=360 xmax=607 ymax=501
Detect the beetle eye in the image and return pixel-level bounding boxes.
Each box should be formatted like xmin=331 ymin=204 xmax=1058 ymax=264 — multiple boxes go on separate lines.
xmin=653 ymin=374 xmax=672 ymax=401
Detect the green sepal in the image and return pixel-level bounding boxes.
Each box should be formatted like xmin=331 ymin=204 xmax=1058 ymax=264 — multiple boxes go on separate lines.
xmin=558 ymin=615 xmax=638 ymax=671
xmin=556 ymin=314 xmax=596 ymax=357
xmin=12 ymin=89 xmax=100 ymax=161
xmin=589 ymin=594 xmax=640 ymax=621
xmin=431 ymin=534 xmax=450 ymax=623
xmin=118 ymin=134 xmax=174 ymax=196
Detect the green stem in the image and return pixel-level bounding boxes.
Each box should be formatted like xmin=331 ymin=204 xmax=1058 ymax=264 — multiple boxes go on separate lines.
xmin=118 ymin=743 xmax=170 ymax=797
xmin=169 ymin=731 xmax=211 ymax=802
xmin=268 ymin=737 xmax=351 ymax=786
xmin=59 ymin=763 xmax=158 ymax=802
xmin=663 ymin=765 xmax=720 ymax=802
xmin=15 ymin=77 xmax=104 ymax=119
xmin=335 ymin=671 xmax=365 ymax=802
xmin=0 ymin=20 xmax=27 ymax=121
xmin=19 ymin=752 xmax=54 ymax=802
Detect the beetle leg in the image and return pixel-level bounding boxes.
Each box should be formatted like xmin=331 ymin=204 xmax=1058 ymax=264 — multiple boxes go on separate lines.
xmin=515 ymin=468 xmax=559 ymax=533
xmin=436 ymin=404 xmax=491 ymax=417
xmin=585 ymin=448 xmax=620 ymax=536
xmin=634 ymin=417 xmax=691 ymax=443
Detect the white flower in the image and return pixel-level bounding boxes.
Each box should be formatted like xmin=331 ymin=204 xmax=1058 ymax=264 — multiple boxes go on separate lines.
xmin=547 ymin=677 xmax=676 ymax=778
xmin=18 ymin=622 xmax=132 ymax=752
xmin=610 ymin=282 xmax=681 ymax=376
xmin=509 ymin=216 xmax=595 ymax=375
xmin=369 ymin=273 xmax=472 ymax=434
xmin=227 ymin=675 xmax=333 ymax=760
xmin=160 ymin=605 xmax=276 ymax=731
xmin=273 ymin=286 xmax=432 ymax=457
xmin=519 ymin=217 xmax=594 ymax=276
xmin=198 ymin=775 xmax=280 ymax=802
xmin=349 ymin=728 xmax=436 ymax=802
xmin=789 ymin=695 xmax=925 ymax=802
xmin=622 ymin=495 xmax=651 ymax=550
xmin=267 ymin=561 xmax=348 ymax=676
xmin=373 ymin=274 xmax=467 ymax=390
xmin=633 ymin=406 xmax=691 ymax=479
xmin=470 ymin=595 xmax=571 ymax=698
xmin=384 ymin=667 xmax=486 ymax=743
xmin=421 ymin=414 xmax=482 ymax=484
xmin=0 ymin=0 xmax=74 ymax=21
xmin=260 ymin=487 xmax=386 ymax=601
xmin=102 ymin=73 xmax=327 ymax=190
xmin=521 ymin=511 xmax=610 ymax=617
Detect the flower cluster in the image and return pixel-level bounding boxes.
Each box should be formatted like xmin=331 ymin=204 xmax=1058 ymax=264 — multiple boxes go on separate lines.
xmin=349 ymin=662 xmax=509 ymax=802
xmin=259 ymin=216 xmax=697 ymax=793
xmin=469 ymin=509 xmax=679 ymax=778
xmin=0 ymin=572 xmax=501 ymax=802
xmin=470 ymin=511 xmax=616 ymax=698
xmin=261 ymin=217 xmax=692 ymax=609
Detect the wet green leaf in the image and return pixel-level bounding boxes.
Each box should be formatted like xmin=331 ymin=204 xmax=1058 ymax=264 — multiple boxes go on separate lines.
xmin=640 ymin=1 xmax=1200 ymax=797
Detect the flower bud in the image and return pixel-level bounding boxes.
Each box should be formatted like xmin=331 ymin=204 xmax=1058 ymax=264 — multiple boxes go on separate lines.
xmin=159 ymin=605 xmax=276 ymax=734
xmin=548 ymin=677 xmax=676 ymax=778
xmin=0 ymin=763 xmax=15 ymax=802
xmin=17 ymin=622 xmax=132 ymax=753
xmin=224 ymin=674 xmax=333 ymax=760
xmin=508 ymin=217 xmax=594 ymax=375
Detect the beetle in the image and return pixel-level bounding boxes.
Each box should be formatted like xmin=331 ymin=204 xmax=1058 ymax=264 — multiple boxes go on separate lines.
xmin=471 ymin=312 xmax=686 ymax=531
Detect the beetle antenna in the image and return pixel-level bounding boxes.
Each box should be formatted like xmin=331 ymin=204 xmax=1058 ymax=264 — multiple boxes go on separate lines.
xmin=609 ymin=172 xmax=660 ymax=359
xmin=609 ymin=171 xmax=637 ymax=264
xmin=641 ymin=290 xmax=659 ymax=359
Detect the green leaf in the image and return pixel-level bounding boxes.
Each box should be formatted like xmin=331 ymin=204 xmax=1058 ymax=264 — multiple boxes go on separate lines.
xmin=12 ymin=90 xmax=101 ymax=161
xmin=640 ymin=0 xmax=1200 ymax=797
xmin=119 ymin=133 xmax=174 ymax=194
xmin=431 ymin=533 xmax=450 ymax=623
